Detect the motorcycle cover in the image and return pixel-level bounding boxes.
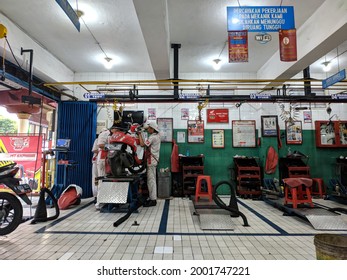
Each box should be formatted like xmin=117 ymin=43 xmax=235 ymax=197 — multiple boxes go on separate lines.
xmin=58 ymin=184 xmax=83 ymax=210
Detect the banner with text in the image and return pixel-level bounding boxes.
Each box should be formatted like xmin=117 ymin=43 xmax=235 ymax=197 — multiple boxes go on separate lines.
xmin=227 ymin=6 xmax=295 ymax=32
xmin=207 ymin=109 xmax=229 ymax=123
xmin=228 ymin=30 xmax=248 ymax=63
xmin=0 ymin=135 xmax=43 ymax=192
xmin=279 ymin=29 xmax=297 ymax=61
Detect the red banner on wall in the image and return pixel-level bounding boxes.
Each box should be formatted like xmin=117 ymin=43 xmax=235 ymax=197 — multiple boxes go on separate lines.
xmin=0 ymin=135 xmax=43 ymax=192
xmin=207 ymin=109 xmax=229 ymax=123
xmin=279 ymin=29 xmax=297 ymax=62
xmin=228 ymin=30 xmax=248 ymax=63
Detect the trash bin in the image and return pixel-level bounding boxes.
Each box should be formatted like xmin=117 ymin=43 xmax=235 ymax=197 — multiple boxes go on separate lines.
xmin=314 ymin=234 xmax=347 ymax=260
xmin=157 ymin=172 xmax=171 ymax=198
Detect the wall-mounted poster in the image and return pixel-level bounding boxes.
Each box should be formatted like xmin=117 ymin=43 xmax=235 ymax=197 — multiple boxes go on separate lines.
xmin=232 ymin=120 xmax=256 ymax=147
xmin=286 ymin=121 xmax=303 ymax=145
xmin=181 ymin=108 xmax=189 ymax=120
xmin=261 ymin=115 xmax=278 ymax=137
xmin=303 ymin=111 xmax=312 ymax=123
xmin=212 ymin=129 xmax=225 ymax=148
xmin=148 ymin=108 xmax=156 ymax=120
xmin=157 ymin=118 xmax=173 ymax=142
xmin=177 ymin=132 xmax=186 ymax=143
xmin=187 ymin=120 xmax=204 ymax=143
xmin=207 ymin=109 xmax=229 ymax=123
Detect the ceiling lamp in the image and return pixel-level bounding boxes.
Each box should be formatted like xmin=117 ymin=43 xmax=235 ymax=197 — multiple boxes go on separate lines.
xmin=321 ymin=61 xmax=331 ymax=72
xmin=103 ymin=57 xmax=113 ymax=69
xmin=213 ymin=59 xmax=222 ymax=71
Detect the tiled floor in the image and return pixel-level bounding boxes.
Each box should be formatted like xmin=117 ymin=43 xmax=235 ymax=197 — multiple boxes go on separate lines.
xmin=1 ymin=196 xmax=346 ymax=260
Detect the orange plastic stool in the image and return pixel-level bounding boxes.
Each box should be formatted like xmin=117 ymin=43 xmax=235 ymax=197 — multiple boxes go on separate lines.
xmin=311 ymin=178 xmax=325 ymax=198
xmin=283 ymin=178 xmax=314 ymax=209
xmin=195 ymin=175 xmax=213 ymax=202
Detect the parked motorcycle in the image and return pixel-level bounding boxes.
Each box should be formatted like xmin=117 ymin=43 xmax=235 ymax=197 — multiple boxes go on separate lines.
xmin=105 ymin=123 xmax=147 ymax=177
xmin=0 ymin=162 xmax=32 ymax=235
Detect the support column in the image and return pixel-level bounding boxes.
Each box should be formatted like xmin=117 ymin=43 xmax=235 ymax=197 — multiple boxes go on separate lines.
xmin=17 ymin=113 xmax=31 ymax=133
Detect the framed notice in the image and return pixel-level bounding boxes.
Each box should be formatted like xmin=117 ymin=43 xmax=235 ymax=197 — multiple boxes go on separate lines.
xmin=212 ymin=129 xmax=225 ymax=148
xmin=207 ymin=109 xmax=229 ymax=123
xmin=232 ymin=120 xmax=256 ymax=147
xmin=261 ymin=115 xmax=278 ymax=137
xmin=187 ymin=120 xmax=204 ymax=143
xmin=157 ymin=118 xmax=173 ymax=142
xmin=286 ymin=121 xmax=303 ymax=145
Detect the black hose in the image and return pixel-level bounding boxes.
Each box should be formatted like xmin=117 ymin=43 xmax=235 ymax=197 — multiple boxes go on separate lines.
xmin=213 ymin=180 xmax=249 ymax=227
xmin=113 ymin=193 xmax=147 ymax=227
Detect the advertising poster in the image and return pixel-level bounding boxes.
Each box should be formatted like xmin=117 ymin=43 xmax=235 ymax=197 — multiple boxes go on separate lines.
xmin=0 ymin=135 xmax=43 ymax=192
xmin=279 ymin=29 xmax=297 ymax=61
xmin=228 ymin=30 xmax=248 ymax=62
xmin=187 ymin=120 xmax=204 ymax=143
xmin=303 ymin=111 xmax=312 ymax=123
xmin=207 ymin=109 xmax=229 ymax=123
xmin=148 ymin=108 xmax=156 ymax=120
xmin=181 ymin=108 xmax=189 ymax=120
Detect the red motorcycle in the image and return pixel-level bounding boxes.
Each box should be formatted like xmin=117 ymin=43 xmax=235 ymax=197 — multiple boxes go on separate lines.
xmin=105 ymin=123 xmax=147 ymax=177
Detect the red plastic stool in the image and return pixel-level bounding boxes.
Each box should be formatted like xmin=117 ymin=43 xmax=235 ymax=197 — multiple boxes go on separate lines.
xmin=283 ymin=178 xmax=314 ymax=209
xmin=311 ymin=178 xmax=325 ymax=198
xmin=195 ymin=175 xmax=213 ymax=202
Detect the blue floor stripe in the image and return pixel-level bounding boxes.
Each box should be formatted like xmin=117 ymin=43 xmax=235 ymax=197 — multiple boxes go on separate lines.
xmin=237 ymin=199 xmax=288 ymax=234
xmin=42 ymin=230 xmax=316 ymax=237
xmin=158 ymin=199 xmax=170 ymax=234
xmin=35 ymin=198 xmax=323 ymax=237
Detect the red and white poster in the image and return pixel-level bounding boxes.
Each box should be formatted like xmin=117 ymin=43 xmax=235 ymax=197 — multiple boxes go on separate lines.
xmin=148 ymin=108 xmax=156 ymax=120
xmin=279 ymin=29 xmax=297 ymax=62
xmin=228 ymin=30 xmax=248 ymax=63
xmin=0 ymin=135 xmax=43 ymax=192
xmin=207 ymin=109 xmax=229 ymax=123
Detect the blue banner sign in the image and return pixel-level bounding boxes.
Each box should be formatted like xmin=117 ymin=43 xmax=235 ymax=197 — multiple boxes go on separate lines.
xmin=227 ymin=6 xmax=295 ymax=32
xmin=322 ymin=69 xmax=346 ymax=89
xmin=83 ymin=93 xmax=105 ymax=99
xmin=250 ymin=93 xmax=272 ymax=100
xmin=331 ymin=93 xmax=347 ymax=100
xmin=56 ymin=0 xmax=80 ymax=32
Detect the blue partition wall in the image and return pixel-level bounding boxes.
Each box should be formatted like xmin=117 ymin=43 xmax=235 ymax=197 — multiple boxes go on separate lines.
xmin=56 ymin=101 xmax=97 ymax=198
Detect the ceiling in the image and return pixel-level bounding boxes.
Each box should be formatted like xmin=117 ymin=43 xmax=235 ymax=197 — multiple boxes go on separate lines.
xmin=0 ymin=0 xmax=346 ymax=87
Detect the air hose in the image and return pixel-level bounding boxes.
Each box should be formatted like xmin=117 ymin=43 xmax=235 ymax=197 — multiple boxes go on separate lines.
xmin=213 ymin=180 xmax=249 ymax=227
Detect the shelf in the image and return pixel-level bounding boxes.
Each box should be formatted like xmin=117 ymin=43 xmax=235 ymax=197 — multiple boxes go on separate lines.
xmin=233 ymin=157 xmax=262 ymax=198
xmin=179 ymin=156 xmax=204 ymax=197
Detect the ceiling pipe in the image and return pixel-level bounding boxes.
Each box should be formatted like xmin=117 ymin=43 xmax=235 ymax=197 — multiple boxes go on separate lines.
xmin=171 ymin=43 xmax=181 ymax=100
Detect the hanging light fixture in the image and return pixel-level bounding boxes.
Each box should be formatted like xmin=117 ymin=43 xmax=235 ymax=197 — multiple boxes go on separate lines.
xmin=321 ymin=55 xmax=331 ymax=72
xmin=321 ymin=61 xmax=331 ymax=72
xmin=103 ymin=57 xmax=113 ymax=69
xmin=212 ymin=40 xmax=227 ymax=71
xmin=213 ymin=59 xmax=222 ymax=71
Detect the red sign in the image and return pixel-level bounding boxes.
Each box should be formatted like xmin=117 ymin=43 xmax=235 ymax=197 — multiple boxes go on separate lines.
xmin=0 ymin=135 xmax=43 ymax=192
xmin=207 ymin=109 xmax=229 ymax=123
xmin=279 ymin=29 xmax=297 ymax=62
xmin=228 ymin=30 xmax=248 ymax=63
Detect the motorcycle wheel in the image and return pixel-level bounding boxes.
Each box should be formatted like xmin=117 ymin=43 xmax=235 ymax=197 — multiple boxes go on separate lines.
xmin=0 ymin=192 xmax=23 ymax=236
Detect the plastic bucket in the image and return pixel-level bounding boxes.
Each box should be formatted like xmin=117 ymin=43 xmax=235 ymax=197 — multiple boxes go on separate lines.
xmin=314 ymin=234 xmax=347 ymax=260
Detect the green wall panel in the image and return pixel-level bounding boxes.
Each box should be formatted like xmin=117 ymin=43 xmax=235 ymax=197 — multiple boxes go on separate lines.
xmin=157 ymin=128 xmax=346 ymax=194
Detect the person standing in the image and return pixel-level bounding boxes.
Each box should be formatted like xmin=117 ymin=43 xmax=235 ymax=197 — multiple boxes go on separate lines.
xmin=137 ymin=122 xmax=161 ymax=207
